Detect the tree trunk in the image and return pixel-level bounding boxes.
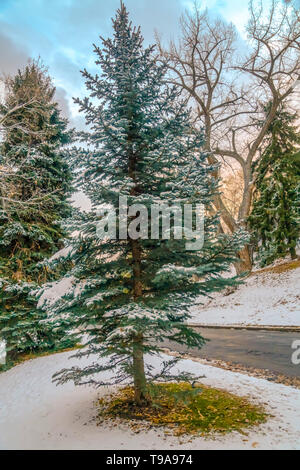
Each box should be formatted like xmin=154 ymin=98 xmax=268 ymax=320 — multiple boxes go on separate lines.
xmin=207 ymin=139 xmax=254 ymax=276
xmin=235 ymin=172 xmax=254 ymax=275
xmin=235 ymin=244 xmax=252 ymax=275
xmin=290 ymin=246 xmax=297 ymax=260
xmin=132 ymin=335 xmax=147 ymax=405
xmin=128 ymin=117 xmax=147 ymax=404
xmin=131 ymin=239 xmax=147 ymax=405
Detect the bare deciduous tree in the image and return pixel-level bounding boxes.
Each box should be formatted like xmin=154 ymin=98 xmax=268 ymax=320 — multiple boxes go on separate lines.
xmin=158 ymin=0 xmax=300 ymax=273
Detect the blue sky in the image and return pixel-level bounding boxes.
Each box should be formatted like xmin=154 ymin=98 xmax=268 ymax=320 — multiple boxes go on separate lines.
xmin=0 ymin=0 xmax=298 ymax=126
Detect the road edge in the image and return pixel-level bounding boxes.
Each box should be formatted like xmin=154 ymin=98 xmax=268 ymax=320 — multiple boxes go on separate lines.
xmin=186 ymin=324 xmax=300 ymax=332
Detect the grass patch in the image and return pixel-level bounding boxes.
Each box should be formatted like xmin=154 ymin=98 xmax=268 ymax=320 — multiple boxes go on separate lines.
xmin=98 ymin=382 xmax=268 ymax=436
xmin=254 ymin=258 xmax=300 ymax=275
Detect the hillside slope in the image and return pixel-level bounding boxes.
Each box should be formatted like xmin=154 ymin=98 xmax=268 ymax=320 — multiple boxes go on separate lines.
xmin=189 ymin=260 xmax=300 ymax=327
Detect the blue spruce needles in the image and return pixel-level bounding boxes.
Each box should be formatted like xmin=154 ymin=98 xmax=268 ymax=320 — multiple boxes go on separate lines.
xmin=45 ymin=2 xmax=247 ymax=405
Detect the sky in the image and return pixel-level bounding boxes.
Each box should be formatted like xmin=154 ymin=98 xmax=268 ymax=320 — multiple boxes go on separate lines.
xmin=0 ymin=0 xmax=253 ymax=127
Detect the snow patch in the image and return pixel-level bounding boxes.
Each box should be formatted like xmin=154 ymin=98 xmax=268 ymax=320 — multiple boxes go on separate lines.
xmin=0 ymin=351 xmax=299 ymax=449
xmin=189 ymin=265 xmax=300 ymax=326
xmin=37 ymin=276 xmax=77 ymax=309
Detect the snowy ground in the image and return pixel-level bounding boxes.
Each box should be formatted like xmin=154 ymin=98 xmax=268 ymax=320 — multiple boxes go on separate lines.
xmin=189 ymin=264 xmax=300 ymax=327
xmin=0 ymin=350 xmax=299 ymax=450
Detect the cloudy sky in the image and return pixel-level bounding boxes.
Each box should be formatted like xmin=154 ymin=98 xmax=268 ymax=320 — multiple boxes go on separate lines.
xmin=0 ymin=0 xmax=254 ymax=124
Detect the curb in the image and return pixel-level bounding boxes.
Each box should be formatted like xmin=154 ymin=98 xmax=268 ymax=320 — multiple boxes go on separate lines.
xmin=186 ymin=324 xmax=300 ymax=333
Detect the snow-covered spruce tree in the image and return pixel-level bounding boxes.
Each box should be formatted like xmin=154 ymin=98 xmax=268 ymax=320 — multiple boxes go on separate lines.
xmin=249 ymin=103 xmax=300 ymax=266
xmin=45 ymin=3 xmax=247 ymax=405
xmin=0 ymin=60 xmax=74 ymax=360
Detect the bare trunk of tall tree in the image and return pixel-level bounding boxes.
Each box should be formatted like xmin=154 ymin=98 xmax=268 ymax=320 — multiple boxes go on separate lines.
xmin=235 ymin=245 xmax=252 ymax=274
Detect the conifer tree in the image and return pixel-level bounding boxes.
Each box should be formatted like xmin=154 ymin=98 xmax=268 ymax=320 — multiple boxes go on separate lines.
xmin=0 ymin=60 xmax=74 ymax=360
xmin=44 ymin=3 xmax=247 ymax=404
xmin=249 ymin=103 xmax=300 ymax=266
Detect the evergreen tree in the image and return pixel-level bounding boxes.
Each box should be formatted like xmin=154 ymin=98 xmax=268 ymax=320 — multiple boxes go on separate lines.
xmin=44 ymin=3 xmax=247 ymax=404
xmin=0 ymin=60 xmax=74 ymax=360
xmin=249 ymin=103 xmax=300 ymax=266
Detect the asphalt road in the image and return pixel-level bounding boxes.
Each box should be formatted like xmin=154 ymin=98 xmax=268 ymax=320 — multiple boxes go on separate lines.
xmin=163 ymin=327 xmax=300 ymax=378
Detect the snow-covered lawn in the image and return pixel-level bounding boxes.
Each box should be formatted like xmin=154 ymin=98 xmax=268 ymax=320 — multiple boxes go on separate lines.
xmin=0 ymin=350 xmax=299 ymax=450
xmin=189 ymin=265 xmax=300 ymax=327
